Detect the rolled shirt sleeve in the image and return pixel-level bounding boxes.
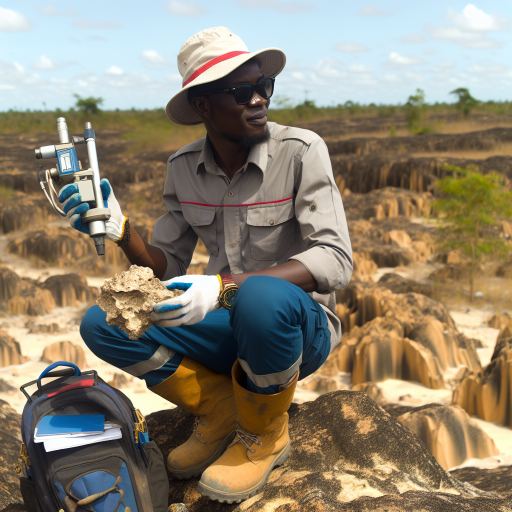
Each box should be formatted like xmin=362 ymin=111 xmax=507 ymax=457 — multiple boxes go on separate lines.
xmin=289 ymin=137 xmax=353 ymax=294
xmin=151 ymin=157 xmax=198 ymax=280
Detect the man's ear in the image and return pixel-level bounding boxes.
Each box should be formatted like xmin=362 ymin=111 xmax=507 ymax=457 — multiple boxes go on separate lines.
xmin=190 ymin=95 xmax=212 ymax=118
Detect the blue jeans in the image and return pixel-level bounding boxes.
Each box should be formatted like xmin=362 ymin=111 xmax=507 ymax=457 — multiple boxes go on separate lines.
xmin=80 ymin=276 xmax=331 ymax=394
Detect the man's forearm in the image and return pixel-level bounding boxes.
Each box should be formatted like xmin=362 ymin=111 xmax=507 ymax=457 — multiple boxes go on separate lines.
xmin=120 ymin=225 xmax=168 ymax=280
xmin=232 ymin=260 xmax=317 ymax=293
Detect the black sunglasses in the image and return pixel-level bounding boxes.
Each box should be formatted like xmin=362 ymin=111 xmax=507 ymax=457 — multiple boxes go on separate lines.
xmin=204 ymin=77 xmax=275 ymax=105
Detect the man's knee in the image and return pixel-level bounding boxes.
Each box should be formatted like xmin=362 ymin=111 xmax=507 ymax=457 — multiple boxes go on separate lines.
xmin=80 ymin=305 xmax=108 ymax=356
xmin=231 ymin=276 xmax=303 ymax=332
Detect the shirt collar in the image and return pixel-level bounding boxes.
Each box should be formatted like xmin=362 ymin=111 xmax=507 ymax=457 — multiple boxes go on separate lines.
xmin=196 ymin=135 xmax=269 ymax=177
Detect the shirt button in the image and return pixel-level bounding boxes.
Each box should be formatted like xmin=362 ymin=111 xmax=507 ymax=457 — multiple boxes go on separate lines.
xmin=269 ymin=220 xmax=274 ymax=225
xmin=310 ymin=204 xmax=317 ymax=212
xmin=228 ymin=191 xmax=234 ymax=197
xmin=230 ymin=242 xmax=237 ymax=248
xmin=193 ymin=220 xmax=197 ymax=225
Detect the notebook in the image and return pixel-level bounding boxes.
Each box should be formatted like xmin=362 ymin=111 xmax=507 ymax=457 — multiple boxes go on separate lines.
xmin=36 ymin=414 xmax=105 ymax=437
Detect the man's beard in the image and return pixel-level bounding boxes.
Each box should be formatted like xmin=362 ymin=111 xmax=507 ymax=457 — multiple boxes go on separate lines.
xmin=222 ymin=126 xmax=270 ymax=149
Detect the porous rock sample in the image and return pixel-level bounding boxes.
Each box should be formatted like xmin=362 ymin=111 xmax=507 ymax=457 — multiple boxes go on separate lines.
xmin=148 ymin=390 xmax=512 ymax=512
xmin=97 ymin=265 xmax=183 ymax=340
xmin=396 ymin=404 xmax=500 ymax=470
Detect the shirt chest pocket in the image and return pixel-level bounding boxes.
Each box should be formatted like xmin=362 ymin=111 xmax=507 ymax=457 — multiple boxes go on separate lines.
xmin=181 ymin=205 xmax=219 ymax=257
xmin=246 ymin=200 xmax=296 ymax=261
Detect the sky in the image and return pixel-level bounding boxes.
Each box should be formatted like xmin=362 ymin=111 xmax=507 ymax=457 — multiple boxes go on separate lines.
xmin=0 ymin=1 xmax=511 ymax=111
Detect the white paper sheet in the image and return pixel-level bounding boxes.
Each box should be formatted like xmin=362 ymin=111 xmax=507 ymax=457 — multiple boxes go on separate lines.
xmin=43 ymin=428 xmax=122 ymax=452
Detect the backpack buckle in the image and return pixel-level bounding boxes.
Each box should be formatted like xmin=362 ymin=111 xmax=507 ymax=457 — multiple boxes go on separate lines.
xmin=134 ymin=408 xmax=148 ymax=443
xmin=16 ymin=443 xmax=31 ymax=474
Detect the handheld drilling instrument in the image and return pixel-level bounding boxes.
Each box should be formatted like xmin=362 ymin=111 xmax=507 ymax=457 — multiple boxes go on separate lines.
xmin=35 ymin=117 xmax=111 ymax=256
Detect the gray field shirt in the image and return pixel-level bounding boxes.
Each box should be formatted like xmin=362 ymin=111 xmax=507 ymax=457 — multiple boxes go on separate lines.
xmin=152 ymin=122 xmax=353 ymax=351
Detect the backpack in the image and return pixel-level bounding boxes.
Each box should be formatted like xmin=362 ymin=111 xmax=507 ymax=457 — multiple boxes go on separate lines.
xmin=17 ymin=361 xmax=169 ymax=512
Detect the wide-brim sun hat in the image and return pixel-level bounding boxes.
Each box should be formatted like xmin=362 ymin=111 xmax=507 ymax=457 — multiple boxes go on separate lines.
xmin=166 ymin=27 xmax=286 ymax=126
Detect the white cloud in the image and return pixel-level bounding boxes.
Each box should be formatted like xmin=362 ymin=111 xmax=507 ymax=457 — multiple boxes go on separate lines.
xmin=105 ymin=66 xmax=124 ymax=75
xmin=314 ymin=57 xmax=346 ymax=80
xmin=424 ymin=48 xmax=437 ymax=55
xmin=31 ymin=55 xmax=58 ymax=70
xmin=73 ymin=21 xmax=121 ymax=29
xmin=431 ymin=61 xmax=456 ymax=74
xmin=358 ymin=4 xmax=390 ymax=16
xmin=334 ymin=43 xmax=369 ymax=53
xmin=348 ymin=64 xmax=372 ymax=74
xmin=400 ymin=35 xmax=426 ymax=44
xmin=0 ymin=7 xmax=31 ymax=31
xmin=237 ymin=0 xmax=312 ymax=13
xmin=448 ymin=4 xmax=509 ymax=32
xmin=426 ymin=4 xmax=510 ymax=49
xmin=165 ymin=1 xmax=207 ymax=16
xmin=140 ymin=50 xmax=170 ymax=67
xmin=466 ymin=63 xmax=509 ymax=75
xmin=39 ymin=5 xmax=77 ymax=16
xmin=385 ymin=52 xmax=425 ymax=68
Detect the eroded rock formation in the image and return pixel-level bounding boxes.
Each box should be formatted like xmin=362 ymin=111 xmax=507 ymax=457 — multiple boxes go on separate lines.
xmin=0 ymin=331 xmax=25 ymax=367
xmin=452 ymin=335 xmax=512 ymax=428
xmin=43 ymin=273 xmax=96 ymax=307
xmin=147 ymin=391 xmax=509 ymax=512
xmin=7 ymin=227 xmax=127 ymax=272
xmin=396 ymin=404 xmax=499 ymax=470
xmin=378 ymin=272 xmax=433 ymax=297
xmin=331 ymin=282 xmax=480 ymax=389
xmin=0 ymin=400 xmax=23 ymax=511
xmin=41 ymin=341 xmax=86 ymax=368
xmin=97 ymin=265 xmax=183 ymax=339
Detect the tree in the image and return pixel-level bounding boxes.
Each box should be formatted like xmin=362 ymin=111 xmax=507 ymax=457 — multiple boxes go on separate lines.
xmin=450 ymin=88 xmax=479 ymax=117
xmin=73 ymin=94 xmax=104 ymax=114
xmin=434 ymin=165 xmax=512 ymax=301
xmin=405 ymin=88 xmax=427 ymax=134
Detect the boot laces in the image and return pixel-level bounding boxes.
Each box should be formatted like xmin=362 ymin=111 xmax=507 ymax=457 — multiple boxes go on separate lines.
xmin=193 ymin=415 xmax=207 ymax=434
xmin=234 ymin=421 xmax=263 ymax=453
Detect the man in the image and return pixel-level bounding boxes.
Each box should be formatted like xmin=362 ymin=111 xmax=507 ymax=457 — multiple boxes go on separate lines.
xmin=63 ymin=27 xmax=352 ymax=504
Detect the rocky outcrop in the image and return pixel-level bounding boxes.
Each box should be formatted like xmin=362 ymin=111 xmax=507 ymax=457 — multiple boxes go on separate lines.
xmin=107 ymin=373 xmax=132 ymax=389
xmin=147 ymin=391 xmax=510 ymax=512
xmin=450 ymin=466 xmax=512 ymax=497
xmin=332 ymin=317 xmax=447 ymax=389
xmin=7 ymin=227 xmax=127 ymax=272
xmin=350 ymin=382 xmax=384 ymax=403
xmin=351 ymin=252 xmax=378 ymax=280
xmin=396 ymin=404 xmax=499 ymax=470
xmin=335 ymin=280 xmax=456 ymax=333
xmin=7 ymin=286 xmax=55 ymax=317
xmin=342 ymin=187 xmax=431 ymax=220
xmin=331 ymin=282 xmax=480 ymax=389
xmin=378 ymin=272 xmax=433 ymax=297
xmin=1 ymin=265 xmax=56 ymax=316
xmin=452 ymin=336 xmax=512 ymax=428
xmin=97 ymin=265 xmax=183 ymax=339
xmin=349 ymin=218 xmax=436 ymax=268
xmin=42 ymin=273 xmax=96 ymax=307
xmin=328 ymin=128 xmax=512 ymax=157
xmin=0 ymin=194 xmax=51 ymax=234
xmin=41 ymin=341 xmax=86 ymax=367
xmin=487 ymin=312 xmax=512 ymax=331
xmin=0 ymin=400 xmax=23 ymax=511
xmin=0 ymin=332 xmax=25 ymax=367
xmin=332 ymin=153 xmax=512 ymax=194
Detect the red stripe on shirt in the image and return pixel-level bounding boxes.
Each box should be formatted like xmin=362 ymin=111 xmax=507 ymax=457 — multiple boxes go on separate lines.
xmin=180 ymin=196 xmax=293 ymax=208
xmin=183 ymin=51 xmax=250 ymax=87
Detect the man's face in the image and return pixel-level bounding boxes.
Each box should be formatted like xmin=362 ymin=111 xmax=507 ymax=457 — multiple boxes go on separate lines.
xmin=199 ymin=61 xmax=270 ymax=143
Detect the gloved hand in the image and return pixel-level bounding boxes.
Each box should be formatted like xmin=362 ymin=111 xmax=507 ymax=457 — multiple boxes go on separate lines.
xmin=151 ymin=275 xmax=222 ymax=328
xmin=58 ymin=178 xmax=127 ymax=242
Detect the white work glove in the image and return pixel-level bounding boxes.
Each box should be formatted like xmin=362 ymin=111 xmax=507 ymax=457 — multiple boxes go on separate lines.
xmin=151 ymin=275 xmax=222 ymax=328
xmin=58 ymin=178 xmax=127 ymax=242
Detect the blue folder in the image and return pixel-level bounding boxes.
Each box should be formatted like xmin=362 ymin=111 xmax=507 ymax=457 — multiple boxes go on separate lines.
xmin=37 ymin=414 xmax=105 ymax=436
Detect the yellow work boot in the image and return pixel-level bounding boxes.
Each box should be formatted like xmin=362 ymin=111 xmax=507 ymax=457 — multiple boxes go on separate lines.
xmin=149 ymin=357 xmax=236 ymax=480
xmin=197 ymin=359 xmax=298 ymax=503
